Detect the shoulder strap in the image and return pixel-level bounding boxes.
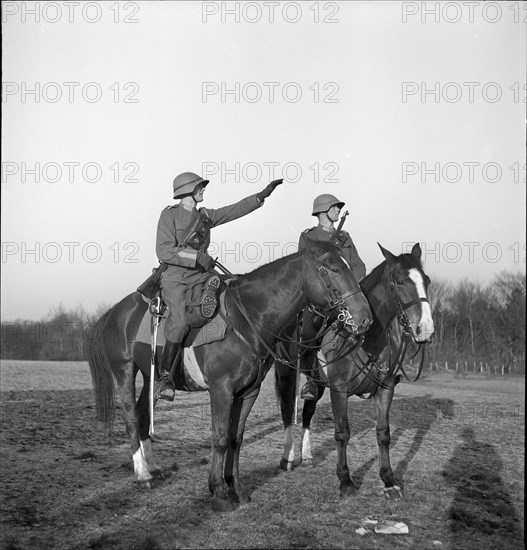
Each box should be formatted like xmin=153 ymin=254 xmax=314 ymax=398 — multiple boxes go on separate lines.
xmin=179 ymin=209 xmax=202 ymax=247
xmin=198 ymin=207 xmax=213 ymax=227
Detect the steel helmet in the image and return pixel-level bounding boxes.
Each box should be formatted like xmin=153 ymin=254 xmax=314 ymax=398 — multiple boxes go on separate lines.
xmin=172 ymin=172 xmax=210 ymax=199
xmin=311 ymin=194 xmax=345 ymax=216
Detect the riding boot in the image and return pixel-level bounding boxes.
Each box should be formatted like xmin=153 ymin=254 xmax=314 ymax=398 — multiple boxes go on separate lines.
xmin=156 ymin=340 xmax=181 ymax=402
xmin=201 ymin=275 xmax=221 ymax=318
xmin=300 ymin=379 xmax=319 ymax=400
xmin=300 ymin=349 xmax=319 ymax=400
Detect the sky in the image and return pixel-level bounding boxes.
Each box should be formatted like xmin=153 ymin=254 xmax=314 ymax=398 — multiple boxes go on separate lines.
xmin=1 ymin=0 xmax=526 ymax=321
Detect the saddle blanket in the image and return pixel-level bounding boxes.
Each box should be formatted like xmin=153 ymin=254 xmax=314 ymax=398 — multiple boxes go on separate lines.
xmin=135 ymin=291 xmax=228 ymax=348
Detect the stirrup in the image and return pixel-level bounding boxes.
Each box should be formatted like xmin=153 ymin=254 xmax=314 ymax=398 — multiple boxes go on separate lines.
xmin=156 ymin=373 xmax=175 ymax=402
xmin=201 ymin=275 xmax=220 ymax=318
xmin=300 ymin=381 xmax=319 ymax=401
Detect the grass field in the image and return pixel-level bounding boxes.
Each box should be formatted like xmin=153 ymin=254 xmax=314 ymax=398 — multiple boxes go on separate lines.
xmin=0 ymin=360 xmax=524 ymax=549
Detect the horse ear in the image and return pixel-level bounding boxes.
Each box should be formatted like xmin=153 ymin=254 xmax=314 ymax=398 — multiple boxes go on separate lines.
xmin=378 ymin=242 xmax=397 ymax=264
xmin=411 ymin=243 xmax=422 ymax=260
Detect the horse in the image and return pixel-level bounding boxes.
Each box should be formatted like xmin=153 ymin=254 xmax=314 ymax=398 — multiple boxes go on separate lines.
xmin=87 ymin=241 xmax=373 ymax=512
xmin=275 ymin=243 xmax=434 ymax=499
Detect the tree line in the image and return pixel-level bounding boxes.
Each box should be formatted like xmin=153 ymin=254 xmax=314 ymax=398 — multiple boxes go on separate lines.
xmin=1 ymin=271 xmax=525 ymax=373
xmin=425 ymin=271 xmax=525 ymax=374
xmin=0 ymin=304 xmax=105 ymax=361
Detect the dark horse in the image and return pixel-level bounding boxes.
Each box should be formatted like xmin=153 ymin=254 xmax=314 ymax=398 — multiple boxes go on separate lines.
xmin=275 ymin=243 xmax=434 ymax=499
xmin=87 ymin=242 xmax=372 ymax=512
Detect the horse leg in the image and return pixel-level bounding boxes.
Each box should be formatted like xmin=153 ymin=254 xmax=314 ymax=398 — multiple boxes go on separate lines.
xmin=330 ymin=389 xmax=358 ymax=497
xmin=114 ymin=363 xmax=152 ymax=483
xmin=136 ymin=372 xmax=161 ymax=475
xmin=300 ymin=384 xmax=325 ymax=467
xmin=224 ymin=389 xmax=260 ymax=504
xmin=374 ymin=386 xmax=404 ymax=500
xmin=275 ymin=363 xmax=297 ymax=471
xmin=208 ymin=387 xmax=237 ymax=512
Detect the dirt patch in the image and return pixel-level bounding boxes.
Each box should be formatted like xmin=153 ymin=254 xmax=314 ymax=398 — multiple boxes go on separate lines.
xmin=0 ymin=362 xmax=524 ymax=549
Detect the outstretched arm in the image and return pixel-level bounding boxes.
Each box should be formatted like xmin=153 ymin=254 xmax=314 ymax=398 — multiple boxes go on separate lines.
xmin=207 ymin=179 xmax=284 ymax=227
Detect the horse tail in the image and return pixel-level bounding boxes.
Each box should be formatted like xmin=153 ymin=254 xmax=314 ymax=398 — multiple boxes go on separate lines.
xmin=87 ymin=309 xmax=115 ymax=426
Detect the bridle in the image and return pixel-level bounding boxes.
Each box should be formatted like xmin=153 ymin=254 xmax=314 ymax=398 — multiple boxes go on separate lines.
xmin=220 ymin=249 xmax=367 ymax=370
xmin=313 ymin=266 xmax=433 ymax=394
xmin=388 ymin=271 xmax=430 ymax=339
xmin=381 ymin=270 xmax=431 ymax=383
xmin=310 ymin=265 xmax=362 ymax=333
xmin=313 ymin=251 xmax=364 ymax=334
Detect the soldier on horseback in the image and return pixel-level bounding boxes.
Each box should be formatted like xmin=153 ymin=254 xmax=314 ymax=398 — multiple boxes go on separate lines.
xmin=298 ymin=194 xmax=366 ymax=400
xmin=155 ymin=171 xmax=283 ymax=401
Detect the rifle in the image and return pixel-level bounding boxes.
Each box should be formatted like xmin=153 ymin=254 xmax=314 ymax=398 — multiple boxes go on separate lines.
xmin=333 ymin=210 xmax=349 ymax=245
xmin=137 ymin=208 xmax=205 ymax=299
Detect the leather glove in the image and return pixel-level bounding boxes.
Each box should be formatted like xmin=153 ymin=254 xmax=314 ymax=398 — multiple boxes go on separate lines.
xmin=196 ymin=251 xmax=215 ymax=272
xmin=257 ymin=178 xmax=283 ymax=201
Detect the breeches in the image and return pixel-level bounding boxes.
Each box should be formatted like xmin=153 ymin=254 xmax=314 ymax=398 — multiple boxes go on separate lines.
xmin=160 ymin=269 xmax=211 ymax=342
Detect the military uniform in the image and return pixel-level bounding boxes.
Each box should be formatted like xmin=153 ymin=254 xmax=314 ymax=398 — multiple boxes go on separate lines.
xmin=156 ymin=194 xmax=262 ymax=341
xmin=297 ymin=224 xmax=366 ymax=357
xmin=299 ymin=225 xmax=366 ymax=282
xmin=298 ymin=193 xmax=366 ymax=400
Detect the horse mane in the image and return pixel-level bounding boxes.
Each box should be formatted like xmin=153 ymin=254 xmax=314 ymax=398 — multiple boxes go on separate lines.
xmin=232 ymin=241 xmax=338 ymax=285
xmin=361 ymin=251 xmax=424 ymax=293
xmin=231 ymin=250 xmax=303 ymax=287
xmin=361 ymin=261 xmax=387 ymax=293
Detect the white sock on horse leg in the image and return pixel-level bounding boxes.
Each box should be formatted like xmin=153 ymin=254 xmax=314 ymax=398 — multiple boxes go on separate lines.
xmin=141 ymin=438 xmax=161 ymax=472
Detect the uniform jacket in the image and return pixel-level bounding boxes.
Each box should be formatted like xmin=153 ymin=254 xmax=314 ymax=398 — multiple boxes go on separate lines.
xmin=298 ymin=224 xmax=366 ymax=281
xmin=156 ymin=193 xmax=262 ymax=281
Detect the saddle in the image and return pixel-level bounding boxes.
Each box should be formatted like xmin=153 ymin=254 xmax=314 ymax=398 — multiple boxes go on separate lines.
xmin=136 ymin=273 xmax=231 ymax=348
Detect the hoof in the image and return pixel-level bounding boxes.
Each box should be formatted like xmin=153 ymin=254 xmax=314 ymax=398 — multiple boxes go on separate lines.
xmin=136 ymin=474 xmax=167 ymax=490
xmin=384 ymin=485 xmax=405 ymax=500
xmin=300 ymin=458 xmax=313 ymax=468
xmin=280 ymin=458 xmax=294 ymax=471
xmin=339 ymin=482 xmax=359 ymax=498
xmin=226 ymin=487 xmax=250 ymax=505
xmin=136 ymin=472 xmax=153 ymax=483
xmin=211 ymin=496 xmax=239 ymax=513
xmin=134 ymin=477 xmax=154 ymax=490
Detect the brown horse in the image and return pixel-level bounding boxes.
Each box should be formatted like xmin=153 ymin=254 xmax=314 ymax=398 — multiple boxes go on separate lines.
xmin=275 ymin=243 xmax=434 ymax=499
xmin=87 ymin=242 xmax=372 ymax=511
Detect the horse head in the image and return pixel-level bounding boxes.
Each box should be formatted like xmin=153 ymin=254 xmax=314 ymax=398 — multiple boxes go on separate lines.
xmin=378 ymin=242 xmax=435 ymax=343
xmin=302 ymin=241 xmax=372 ymax=337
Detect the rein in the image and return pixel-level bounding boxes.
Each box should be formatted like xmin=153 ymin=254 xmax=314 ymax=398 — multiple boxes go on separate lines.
xmin=219 ymin=251 xmax=364 ymax=370
xmin=315 ymin=263 xmax=361 ymax=332
xmin=309 ymin=268 xmax=431 ymax=395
